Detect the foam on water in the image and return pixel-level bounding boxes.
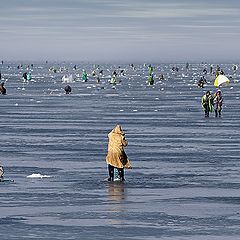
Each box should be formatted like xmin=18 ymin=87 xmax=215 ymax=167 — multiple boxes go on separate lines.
xmin=26 ymin=173 xmax=52 ymax=178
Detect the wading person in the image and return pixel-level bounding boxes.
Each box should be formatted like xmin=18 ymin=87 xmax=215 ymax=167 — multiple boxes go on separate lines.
xmin=213 ymin=89 xmax=223 ymax=117
xmin=0 ymin=165 xmax=4 ymax=181
xmin=198 ymin=76 xmax=207 ymax=88
xmin=64 ymin=85 xmax=72 ymax=94
xmin=0 ymin=82 xmax=6 ymax=95
xmin=201 ymin=90 xmax=213 ymax=117
xmin=106 ymin=124 xmax=131 ymax=182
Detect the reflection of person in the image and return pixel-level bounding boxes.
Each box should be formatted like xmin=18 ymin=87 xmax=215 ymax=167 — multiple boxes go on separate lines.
xmin=106 ymin=183 xmax=125 ymax=225
xmin=108 ymin=183 xmax=125 ymax=201
xmin=201 ymin=91 xmax=213 ymax=117
xmin=213 ymin=89 xmax=223 ymax=117
xmin=0 ymin=165 xmax=4 ymax=181
xmin=106 ymin=124 xmax=131 ymax=182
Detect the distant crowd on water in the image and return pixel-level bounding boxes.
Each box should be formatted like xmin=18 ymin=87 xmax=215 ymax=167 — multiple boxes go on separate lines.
xmin=0 ymin=60 xmax=239 ymax=181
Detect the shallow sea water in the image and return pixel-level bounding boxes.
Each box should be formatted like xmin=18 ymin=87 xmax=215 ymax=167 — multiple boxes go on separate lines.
xmin=0 ymin=62 xmax=240 ymax=239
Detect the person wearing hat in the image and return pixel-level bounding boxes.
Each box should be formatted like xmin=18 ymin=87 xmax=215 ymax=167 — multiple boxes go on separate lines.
xmin=201 ymin=90 xmax=213 ymax=117
xmin=213 ymin=89 xmax=223 ymax=117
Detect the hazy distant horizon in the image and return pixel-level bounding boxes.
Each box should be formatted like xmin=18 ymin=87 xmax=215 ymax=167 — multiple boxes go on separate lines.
xmin=1 ymin=58 xmax=239 ymax=65
xmin=1 ymin=0 xmax=240 ymax=63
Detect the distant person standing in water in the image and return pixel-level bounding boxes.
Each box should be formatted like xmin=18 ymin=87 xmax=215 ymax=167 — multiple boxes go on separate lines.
xmin=64 ymin=85 xmax=72 ymax=94
xmin=106 ymin=124 xmax=131 ymax=182
xmin=0 ymin=165 xmax=4 ymax=181
xmin=148 ymin=65 xmax=154 ymax=85
xmin=198 ymin=76 xmax=207 ymax=88
xmin=82 ymin=69 xmax=88 ymax=82
xmin=213 ymin=89 xmax=223 ymax=117
xmin=201 ymin=91 xmax=213 ymax=117
xmin=0 ymin=82 xmax=6 ymax=95
xmin=210 ymin=64 xmax=213 ymax=74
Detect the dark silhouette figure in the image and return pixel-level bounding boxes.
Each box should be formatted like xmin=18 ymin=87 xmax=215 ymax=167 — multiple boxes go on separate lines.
xmin=198 ymin=76 xmax=207 ymax=88
xmin=64 ymin=85 xmax=72 ymax=94
xmin=0 ymin=82 xmax=6 ymax=95
xmin=0 ymin=165 xmax=4 ymax=181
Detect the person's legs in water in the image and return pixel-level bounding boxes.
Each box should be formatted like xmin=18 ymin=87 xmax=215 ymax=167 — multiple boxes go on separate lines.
xmin=219 ymin=105 xmax=222 ymax=117
xmin=205 ymin=110 xmax=209 ymax=117
xmin=205 ymin=106 xmax=209 ymax=117
xmin=117 ymin=168 xmax=125 ymax=181
xmin=219 ymin=109 xmax=221 ymax=117
xmin=203 ymin=103 xmax=209 ymax=117
xmin=108 ymin=164 xmax=114 ymax=181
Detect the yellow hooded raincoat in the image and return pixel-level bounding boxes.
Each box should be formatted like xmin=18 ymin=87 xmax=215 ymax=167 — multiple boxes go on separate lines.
xmin=106 ymin=125 xmax=131 ymax=169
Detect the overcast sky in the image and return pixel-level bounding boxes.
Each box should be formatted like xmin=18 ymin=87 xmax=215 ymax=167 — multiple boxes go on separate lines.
xmin=1 ymin=0 xmax=240 ymax=62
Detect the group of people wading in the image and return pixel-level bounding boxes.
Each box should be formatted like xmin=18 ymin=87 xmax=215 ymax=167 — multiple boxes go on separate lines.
xmin=0 ymin=62 xmax=230 ymax=183
xmin=106 ymin=87 xmax=225 ymax=182
xmin=201 ymin=89 xmax=223 ymax=118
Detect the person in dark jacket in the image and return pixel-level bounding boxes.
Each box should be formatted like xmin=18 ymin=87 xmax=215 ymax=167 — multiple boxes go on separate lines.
xmin=213 ymin=89 xmax=223 ymax=117
xmin=0 ymin=82 xmax=6 ymax=95
xmin=201 ymin=91 xmax=213 ymax=117
xmin=198 ymin=76 xmax=207 ymax=88
xmin=64 ymin=85 xmax=72 ymax=94
xmin=0 ymin=165 xmax=4 ymax=181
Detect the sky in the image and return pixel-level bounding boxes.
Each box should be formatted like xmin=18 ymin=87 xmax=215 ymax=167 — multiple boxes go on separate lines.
xmin=1 ymin=0 xmax=240 ymax=62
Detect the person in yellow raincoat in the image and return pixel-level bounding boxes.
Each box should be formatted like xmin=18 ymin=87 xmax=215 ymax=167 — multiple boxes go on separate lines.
xmin=106 ymin=124 xmax=131 ymax=181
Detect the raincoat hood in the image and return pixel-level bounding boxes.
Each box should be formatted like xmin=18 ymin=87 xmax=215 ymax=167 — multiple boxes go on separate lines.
xmin=111 ymin=124 xmax=124 ymax=135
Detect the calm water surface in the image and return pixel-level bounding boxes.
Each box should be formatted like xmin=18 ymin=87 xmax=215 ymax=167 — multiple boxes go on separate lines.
xmin=0 ymin=62 xmax=240 ymax=239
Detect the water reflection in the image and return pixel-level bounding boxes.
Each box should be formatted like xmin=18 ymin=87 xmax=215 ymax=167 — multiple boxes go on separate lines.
xmin=106 ymin=182 xmax=126 ymax=225
xmin=107 ymin=182 xmax=126 ymax=202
